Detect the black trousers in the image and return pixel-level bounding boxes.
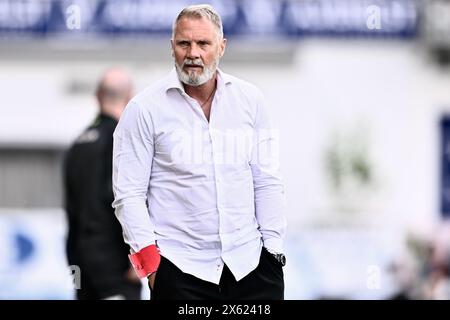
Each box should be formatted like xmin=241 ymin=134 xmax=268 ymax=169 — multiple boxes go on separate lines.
xmin=151 ymin=248 xmax=284 ymax=300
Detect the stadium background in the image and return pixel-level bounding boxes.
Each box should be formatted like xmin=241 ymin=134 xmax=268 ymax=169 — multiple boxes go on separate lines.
xmin=1 ymin=0 xmax=450 ymax=299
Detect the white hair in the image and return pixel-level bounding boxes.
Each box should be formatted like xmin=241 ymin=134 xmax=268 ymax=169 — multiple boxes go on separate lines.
xmin=172 ymin=4 xmax=224 ymax=40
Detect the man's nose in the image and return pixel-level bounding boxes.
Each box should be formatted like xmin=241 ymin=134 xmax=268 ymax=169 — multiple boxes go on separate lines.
xmin=187 ymin=43 xmax=201 ymax=59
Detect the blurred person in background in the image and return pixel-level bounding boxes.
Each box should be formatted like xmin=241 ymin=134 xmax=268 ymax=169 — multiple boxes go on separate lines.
xmin=389 ymin=225 xmax=450 ymax=300
xmin=112 ymin=4 xmax=286 ymax=300
xmin=64 ymin=68 xmax=142 ymax=300
xmin=422 ymin=223 xmax=450 ymax=299
xmin=387 ymin=250 xmax=421 ymax=300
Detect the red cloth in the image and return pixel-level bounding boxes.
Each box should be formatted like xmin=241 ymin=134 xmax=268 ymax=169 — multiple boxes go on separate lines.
xmin=128 ymin=244 xmax=161 ymax=278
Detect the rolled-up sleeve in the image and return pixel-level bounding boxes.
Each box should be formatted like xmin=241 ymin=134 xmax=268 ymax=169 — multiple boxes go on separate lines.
xmin=112 ymin=101 xmax=156 ymax=253
xmin=250 ymin=90 xmax=287 ymax=254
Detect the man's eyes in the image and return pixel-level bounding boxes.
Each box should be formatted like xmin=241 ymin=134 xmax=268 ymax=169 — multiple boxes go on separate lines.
xmin=177 ymin=41 xmax=210 ymax=47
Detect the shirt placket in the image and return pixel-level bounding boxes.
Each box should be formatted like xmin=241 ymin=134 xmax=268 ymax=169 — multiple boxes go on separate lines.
xmin=208 ymin=89 xmax=226 ymax=275
xmin=182 ymin=89 xmax=225 ymax=278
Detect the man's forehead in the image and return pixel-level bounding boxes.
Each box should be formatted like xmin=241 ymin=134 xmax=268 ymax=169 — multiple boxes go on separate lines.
xmin=174 ymin=17 xmax=217 ymax=39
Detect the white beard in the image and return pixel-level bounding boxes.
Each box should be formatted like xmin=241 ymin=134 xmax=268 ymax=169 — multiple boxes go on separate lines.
xmin=175 ymin=56 xmax=220 ymax=86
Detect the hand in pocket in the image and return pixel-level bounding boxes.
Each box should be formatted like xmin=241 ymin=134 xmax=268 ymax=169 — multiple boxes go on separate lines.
xmin=148 ymin=272 xmax=157 ymax=290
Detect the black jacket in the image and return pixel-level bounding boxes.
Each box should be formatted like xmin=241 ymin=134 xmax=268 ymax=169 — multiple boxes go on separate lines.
xmin=64 ymin=114 xmax=130 ymax=296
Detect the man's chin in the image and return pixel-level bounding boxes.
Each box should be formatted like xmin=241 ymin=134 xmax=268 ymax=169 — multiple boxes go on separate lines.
xmin=187 ymin=78 xmax=204 ymax=86
xmin=182 ymin=73 xmax=203 ymax=86
xmin=177 ymin=66 xmax=215 ymax=86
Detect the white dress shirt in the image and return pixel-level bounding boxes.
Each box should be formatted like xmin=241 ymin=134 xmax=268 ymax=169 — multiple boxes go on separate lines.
xmin=112 ymin=68 xmax=286 ymax=284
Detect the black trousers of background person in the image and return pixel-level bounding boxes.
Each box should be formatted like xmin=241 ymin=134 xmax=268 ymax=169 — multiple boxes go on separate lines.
xmin=150 ymin=247 xmax=284 ymax=300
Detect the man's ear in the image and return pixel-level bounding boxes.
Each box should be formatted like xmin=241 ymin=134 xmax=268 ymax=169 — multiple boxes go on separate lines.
xmin=220 ymin=38 xmax=227 ymax=57
xmin=95 ymin=87 xmax=101 ymax=104
xmin=170 ymin=39 xmax=175 ymax=57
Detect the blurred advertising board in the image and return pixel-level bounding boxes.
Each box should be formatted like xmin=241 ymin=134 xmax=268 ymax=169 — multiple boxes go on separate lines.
xmin=0 ymin=0 xmax=418 ymax=40
xmin=0 ymin=209 xmax=73 ymax=299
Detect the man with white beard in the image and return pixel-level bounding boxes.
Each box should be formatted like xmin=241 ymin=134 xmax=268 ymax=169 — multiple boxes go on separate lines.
xmin=112 ymin=4 xmax=287 ymax=300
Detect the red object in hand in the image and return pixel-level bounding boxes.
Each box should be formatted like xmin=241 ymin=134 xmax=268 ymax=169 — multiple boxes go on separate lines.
xmin=128 ymin=244 xmax=161 ymax=278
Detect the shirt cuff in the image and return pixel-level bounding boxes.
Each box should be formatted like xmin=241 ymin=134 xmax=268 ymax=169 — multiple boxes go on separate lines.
xmin=128 ymin=244 xmax=161 ymax=278
xmin=263 ymin=237 xmax=284 ymax=255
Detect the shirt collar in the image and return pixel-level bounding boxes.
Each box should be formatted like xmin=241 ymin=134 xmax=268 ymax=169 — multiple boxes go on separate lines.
xmin=165 ymin=67 xmax=232 ymax=93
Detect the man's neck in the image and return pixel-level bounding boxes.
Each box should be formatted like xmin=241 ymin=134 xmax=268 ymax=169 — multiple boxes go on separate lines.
xmin=100 ymin=105 xmax=122 ymax=121
xmin=184 ymin=72 xmax=217 ymax=102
